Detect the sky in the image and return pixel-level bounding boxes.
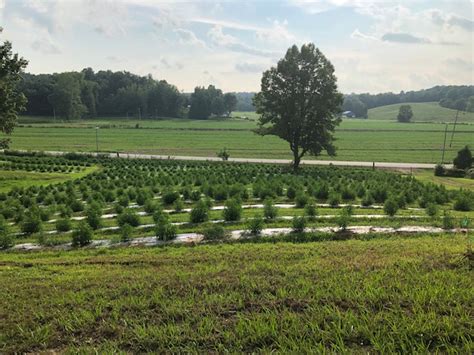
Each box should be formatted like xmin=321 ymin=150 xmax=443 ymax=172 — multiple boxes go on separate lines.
xmin=1 ymin=0 xmax=473 ymax=94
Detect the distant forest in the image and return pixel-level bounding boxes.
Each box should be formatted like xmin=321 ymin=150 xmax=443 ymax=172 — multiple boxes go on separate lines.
xmin=17 ymin=68 xmax=473 ymax=119
xmin=19 ymin=68 xmax=238 ymax=120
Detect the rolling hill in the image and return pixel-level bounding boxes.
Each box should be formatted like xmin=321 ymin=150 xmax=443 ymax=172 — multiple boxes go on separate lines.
xmin=367 ymin=102 xmax=473 ymax=123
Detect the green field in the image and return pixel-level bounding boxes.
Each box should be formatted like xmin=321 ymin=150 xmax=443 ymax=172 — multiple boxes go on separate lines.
xmin=1 ymin=236 xmax=472 ymax=353
xmin=5 ymin=116 xmax=473 ymax=163
xmin=367 ymin=102 xmax=474 ymax=123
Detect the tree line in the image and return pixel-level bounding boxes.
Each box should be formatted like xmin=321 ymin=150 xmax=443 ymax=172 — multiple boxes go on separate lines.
xmin=343 ymin=85 xmax=474 ymax=118
xmin=18 ymin=68 xmax=238 ymax=120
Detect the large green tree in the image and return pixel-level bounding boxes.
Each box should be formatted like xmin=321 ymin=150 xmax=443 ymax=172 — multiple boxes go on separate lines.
xmin=254 ymin=43 xmax=343 ymax=170
xmin=48 ymin=72 xmax=87 ymax=120
xmin=397 ymin=105 xmax=413 ymax=123
xmin=0 ymin=28 xmax=28 ymax=148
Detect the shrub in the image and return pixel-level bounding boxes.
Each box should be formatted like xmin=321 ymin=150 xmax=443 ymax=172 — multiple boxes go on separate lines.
xmin=202 ymin=223 xmax=228 ymax=241
xmin=223 ymin=199 xmax=242 ymax=222
xmin=190 ymin=200 xmax=209 ymax=223
xmin=56 ymin=218 xmax=72 ymax=232
xmin=295 ymin=193 xmax=309 ymax=208
xmin=453 ymin=193 xmax=473 ymax=211
xmin=434 ymin=164 xmax=445 ymax=176
xmin=383 ymin=198 xmax=399 ymax=217
xmin=328 ymin=193 xmax=340 ymax=208
xmin=315 ymin=184 xmax=329 ymax=200
xmin=305 ymin=201 xmax=318 ymax=221
xmin=263 ymin=199 xmax=278 ymax=220
xmin=162 ymin=190 xmax=180 ymax=205
xmin=453 ymin=146 xmax=472 ymax=170
xmin=86 ymin=204 xmax=102 ymax=230
xmin=341 ymin=187 xmax=356 ymax=201
xmin=117 ymin=209 xmax=141 ymax=227
xmin=425 ymin=203 xmax=438 ymax=218
xmin=70 ymin=199 xmax=84 ymax=212
xmin=174 ymin=198 xmax=184 ymax=212
xmin=21 ymin=212 xmax=42 ymax=234
xmin=442 ymin=210 xmax=455 ymax=230
xmin=0 ymin=217 xmax=12 ymax=249
xmin=144 ymin=200 xmax=157 ymax=214
xmin=286 ymin=186 xmax=297 ymax=200
xmin=118 ymin=195 xmax=129 ymax=207
xmin=120 ymin=223 xmax=133 ymax=242
xmin=292 ymin=216 xmax=306 ymax=233
xmin=72 ymin=222 xmax=93 ymax=246
xmin=337 ymin=207 xmax=352 ymax=231
xmin=361 ymin=193 xmax=374 ymax=207
xmin=246 ymin=215 xmax=264 ymax=235
xmin=152 ymin=207 xmax=165 ymax=223
xmin=155 ymin=215 xmax=177 ymax=241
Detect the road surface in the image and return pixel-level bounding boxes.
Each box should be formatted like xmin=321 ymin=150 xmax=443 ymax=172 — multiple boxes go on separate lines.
xmin=3 ymin=150 xmax=448 ymax=169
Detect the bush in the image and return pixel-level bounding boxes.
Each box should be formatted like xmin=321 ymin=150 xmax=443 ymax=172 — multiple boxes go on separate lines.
xmin=21 ymin=212 xmax=42 ymax=234
xmin=263 ymin=199 xmax=278 ymax=220
xmin=286 ymin=186 xmax=297 ymax=200
xmin=118 ymin=195 xmax=129 ymax=207
xmin=383 ymin=198 xmax=399 ymax=217
xmin=444 ymin=168 xmax=467 ymax=178
xmin=453 ymin=193 xmax=473 ymax=211
xmin=155 ymin=215 xmax=177 ymax=241
xmin=305 ymin=202 xmax=317 ymax=221
xmin=295 ymin=193 xmax=309 ymax=208
xmin=442 ymin=210 xmax=455 ymax=230
xmin=361 ymin=193 xmax=374 ymax=207
xmin=328 ymin=193 xmax=340 ymax=208
xmin=337 ymin=207 xmax=352 ymax=231
xmin=144 ymin=200 xmax=157 ymax=214
xmin=55 ymin=218 xmax=72 ymax=232
xmin=70 ymin=199 xmax=84 ymax=212
xmin=162 ymin=190 xmax=180 ymax=205
xmin=117 ymin=209 xmax=141 ymax=227
xmin=434 ymin=164 xmax=445 ymax=176
xmin=292 ymin=216 xmax=306 ymax=233
xmin=425 ymin=203 xmax=438 ymax=218
xmin=174 ymin=198 xmax=184 ymax=212
xmin=202 ymin=223 xmax=228 ymax=241
xmin=246 ymin=215 xmax=264 ymax=235
xmin=0 ymin=217 xmax=12 ymax=249
xmin=72 ymin=222 xmax=93 ymax=246
xmin=86 ymin=204 xmax=102 ymax=230
xmin=223 ymin=199 xmax=242 ymax=221
xmin=120 ymin=223 xmax=133 ymax=242
xmin=190 ymin=200 xmax=209 ymax=223
xmin=453 ymin=146 xmax=472 ymax=170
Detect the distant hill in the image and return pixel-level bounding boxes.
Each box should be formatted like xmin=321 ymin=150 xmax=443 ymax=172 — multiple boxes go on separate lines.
xmin=367 ymin=102 xmax=474 ymax=123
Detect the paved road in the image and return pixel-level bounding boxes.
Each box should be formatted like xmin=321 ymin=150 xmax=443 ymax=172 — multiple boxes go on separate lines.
xmin=8 ymin=150 xmax=447 ymax=169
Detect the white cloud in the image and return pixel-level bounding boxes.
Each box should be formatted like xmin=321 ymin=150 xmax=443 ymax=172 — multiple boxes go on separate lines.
xmin=31 ymin=38 xmax=60 ymax=54
xmin=427 ymin=9 xmax=474 ymax=32
xmin=174 ymin=28 xmax=206 ymax=47
xmin=235 ymin=62 xmax=267 ymax=73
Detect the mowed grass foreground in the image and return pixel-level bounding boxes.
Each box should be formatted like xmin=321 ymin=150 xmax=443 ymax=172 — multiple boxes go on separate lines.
xmin=0 ymin=235 xmax=473 ymax=353
xmin=8 ymin=118 xmax=474 ymax=163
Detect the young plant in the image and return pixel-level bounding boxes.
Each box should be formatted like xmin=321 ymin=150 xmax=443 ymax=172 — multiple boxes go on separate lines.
xmin=246 ymin=215 xmax=264 ymax=236
xmin=383 ymin=198 xmax=399 ymax=217
xmin=292 ymin=216 xmax=306 ymax=233
xmin=155 ymin=215 xmax=177 ymax=241
xmin=223 ymin=199 xmax=242 ymax=222
xmin=120 ymin=223 xmax=133 ymax=242
xmin=72 ymin=222 xmax=93 ymax=247
xmin=190 ymin=200 xmax=209 ymax=224
xmin=201 ymin=223 xmax=228 ymax=241
xmin=263 ymin=198 xmax=278 ymax=220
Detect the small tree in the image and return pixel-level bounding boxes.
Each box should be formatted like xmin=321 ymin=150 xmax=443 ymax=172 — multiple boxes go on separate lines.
xmin=217 ymin=148 xmax=230 ymax=161
xmin=190 ymin=200 xmax=209 ymax=223
xmin=0 ymin=216 xmax=12 ymax=249
xmin=384 ymin=198 xmax=399 ymax=217
xmin=72 ymin=222 xmax=93 ymax=246
xmin=246 ymin=215 xmax=264 ymax=236
xmin=155 ymin=215 xmax=177 ymax=241
xmin=120 ymin=223 xmax=133 ymax=242
xmin=222 ymin=199 xmax=242 ymax=222
xmin=263 ymin=198 xmax=278 ymax=220
xmin=453 ymin=146 xmax=472 ymax=170
xmin=397 ymin=105 xmax=413 ymax=123
xmin=117 ymin=209 xmax=141 ymax=227
xmin=292 ymin=216 xmax=306 ymax=233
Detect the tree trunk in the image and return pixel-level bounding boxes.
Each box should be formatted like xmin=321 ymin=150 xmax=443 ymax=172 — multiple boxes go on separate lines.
xmin=292 ymin=146 xmax=301 ymax=172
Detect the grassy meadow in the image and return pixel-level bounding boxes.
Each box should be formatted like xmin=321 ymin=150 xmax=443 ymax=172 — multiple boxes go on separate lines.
xmin=1 ymin=235 xmax=472 ymax=353
xmin=6 ymin=114 xmax=474 ymax=163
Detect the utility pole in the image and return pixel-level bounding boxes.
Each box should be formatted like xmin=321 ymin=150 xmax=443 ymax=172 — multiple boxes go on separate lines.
xmin=138 ymin=107 xmax=141 ymax=120
xmin=441 ymin=123 xmax=448 ymax=164
xmin=449 ymin=110 xmax=460 ymax=148
xmin=95 ymin=127 xmax=99 ymax=153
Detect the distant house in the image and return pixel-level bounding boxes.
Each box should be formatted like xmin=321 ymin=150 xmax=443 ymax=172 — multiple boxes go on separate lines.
xmin=342 ymin=110 xmax=356 ymax=118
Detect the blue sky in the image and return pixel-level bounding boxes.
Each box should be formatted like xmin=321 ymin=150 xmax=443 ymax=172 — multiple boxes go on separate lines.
xmin=1 ymin=0 xmax=473 ymax=93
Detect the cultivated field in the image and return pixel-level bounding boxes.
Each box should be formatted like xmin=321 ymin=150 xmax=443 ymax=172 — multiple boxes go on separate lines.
xmin=7 ymin=114 xmax=474 ymax=163
xmin=367 ymin=102 xmax=474 ymax=123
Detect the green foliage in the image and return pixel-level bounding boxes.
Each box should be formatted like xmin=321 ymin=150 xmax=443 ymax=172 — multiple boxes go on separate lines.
xmin=442 ymin=210 xmax=455 ymax=230
xmin=453 ymin=192 xmax=473 ymax=211
xmin=304 ymin=201 xmax=317 ymax=221
xmin=295 ymin=192 xmax=309 ymax=208
xmin=86 ymin=203 xmax=102 ymax=230
xmin=55 ymin=218 xmax=72 ymax=232
xmin=120 ymin=223 xmax=133 ymax=242
xmin=397 ymin=105 xmax=413 ymax=123
xmin=189 ymin=200 xmax=209 ymax=223
xmin=217 ymin=148 xmax=230 ymax=161
xmin=21 ymin=211 xmax=42 ymax=234
xmin=434 ymin=164 xmax=445 ymax=176
xmin=263 ymin=198 xmax=278 ymax=220
xmin=425 ymin=203 xmax=438 ymax=218
xmin=0 ymin=216 xmax=12 ymax=249
xmin=292 ymin=216 xmax=306 ymax=233
xmin=162 ymin=190 xmax=180 ymax=205
xmin=71 ymin=221 xmax=93 ymax=246
xmin=0 ymin=27 xmax=28 ymax=148
xmin=383 ymin=198 xmax=399 ymax=217
xmin=201 ymin=223 xmax=228 ymax=241
xmin=246 ymin=215 xmax=264 ymax=235
xmin=155 ymin=215 xmax=177 ymax=241
xmin=222 ymin=199 xmax=242 ymax=222
xmin=337 ymin=206 xmax=352 ymax=231
xmin=189 ymin=85 xmax=236 ymax=119
xmin=117 ymin=209 xmax=140 ymax=227
xmin=254 ymin=43 xmax=343 ymax=170
xmin=453 ymin=146 xmax=472 ymax=170
xmin=328 ymin=193 xmax=340 ymax=208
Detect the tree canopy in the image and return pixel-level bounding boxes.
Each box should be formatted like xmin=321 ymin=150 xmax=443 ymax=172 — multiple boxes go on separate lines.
xmin=254 ymin=43 xmax=343 ymax=170
xmin=188 ymin=85 xmax=237 ymax=119
xmin=453 ymin=146 xmax=472 ymax=170
xmin=397 ymin=105 xmax=413 ymax=123
xmin=0 ymin=27 xmax=28 ymax=148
